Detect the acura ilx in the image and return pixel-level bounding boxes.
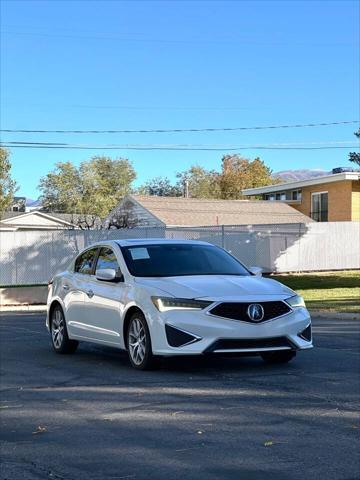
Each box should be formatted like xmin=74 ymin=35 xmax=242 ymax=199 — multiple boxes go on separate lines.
xmin=46 ymin=239 xmax=312 ymax=369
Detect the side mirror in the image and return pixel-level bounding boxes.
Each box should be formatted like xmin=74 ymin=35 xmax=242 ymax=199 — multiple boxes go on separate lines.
xmin=249 ymin=266 xmax=262 ymax=277
xmin=96 ymin=268 xmax=123 ymax=283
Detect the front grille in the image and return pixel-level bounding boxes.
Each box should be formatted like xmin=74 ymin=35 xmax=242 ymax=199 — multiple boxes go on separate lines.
xmin=205 ymin=337 xmax=294 ymax=353
xmin=209 ymin=301 xmax=291 ymax=323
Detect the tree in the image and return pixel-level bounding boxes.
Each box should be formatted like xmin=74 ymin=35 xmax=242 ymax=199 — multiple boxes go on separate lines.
xmin=349 ymin=129 xmax=360 ymax=167
xmin=80 ymin=156 xmax=136 ymax=218
xmin=136 ymin=176 xmax=182 ymax=197
xmin=136 ymin=158 xmax=276 ymax=200
xmin=136 ymin=167 xmax=221 ymax=199
xmin=106 ymin=211 xmax=139 ymax=229
xmin=39 ymin=162 xmax=81 ymax=213
xmin=39 ymin=156 xmax=136 ymax=220
xmin=219 ymin=155 xmax=275 ymax=199
xmin=176 ymin=165 xmax=221 ymax=198
xmin=68 ymin=213 xmax=100 ymax=230
xmin=0 ymin=148 xmax=18 ymax=217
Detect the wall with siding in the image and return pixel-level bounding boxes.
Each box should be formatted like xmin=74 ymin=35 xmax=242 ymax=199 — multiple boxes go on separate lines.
xmin=104 ymin=197 xmax=164 ymax=228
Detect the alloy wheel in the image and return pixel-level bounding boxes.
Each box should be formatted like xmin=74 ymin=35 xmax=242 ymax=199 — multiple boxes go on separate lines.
xmin=128 ymin=317 xmax=147 ymax=366
xmin=52 ymin=309 xmax=64 ymax=349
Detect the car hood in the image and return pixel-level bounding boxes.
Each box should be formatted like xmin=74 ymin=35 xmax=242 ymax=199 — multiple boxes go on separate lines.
xmin=135 ymin=275 xmax=294 ymax=301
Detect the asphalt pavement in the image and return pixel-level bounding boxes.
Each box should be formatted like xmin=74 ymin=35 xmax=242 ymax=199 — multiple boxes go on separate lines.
xmin=0 ymin=312 xmax=359 ymax=480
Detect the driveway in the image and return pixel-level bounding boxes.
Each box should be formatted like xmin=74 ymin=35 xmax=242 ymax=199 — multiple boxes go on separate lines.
xmin=0 ymin=313 xmax=359 ymax=480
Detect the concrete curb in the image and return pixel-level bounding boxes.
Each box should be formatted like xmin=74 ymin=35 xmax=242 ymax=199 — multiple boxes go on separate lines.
xmin=0 ymin=305 xmax=47 ymax=313
xmin=308 ymin=310 xmax=360 ymax=320
xmin=0 ymin=285 xmax=48 ymax=308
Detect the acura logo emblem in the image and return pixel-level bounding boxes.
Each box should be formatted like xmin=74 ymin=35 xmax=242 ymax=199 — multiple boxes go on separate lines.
xmin=247 ymin=304 xmax=264 ymax=322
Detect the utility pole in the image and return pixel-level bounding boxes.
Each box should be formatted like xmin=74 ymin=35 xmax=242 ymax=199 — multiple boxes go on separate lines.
xmin=184 ymin=179 xmax=189 ymax=198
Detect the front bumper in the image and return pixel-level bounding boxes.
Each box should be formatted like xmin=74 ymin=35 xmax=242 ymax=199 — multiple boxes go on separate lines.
xmin=150 ymin=305 xmax=312 ymax=356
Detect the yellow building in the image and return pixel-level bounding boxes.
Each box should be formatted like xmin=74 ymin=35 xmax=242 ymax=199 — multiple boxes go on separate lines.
xmin=242 ymin=171 xmax=360 ymax=222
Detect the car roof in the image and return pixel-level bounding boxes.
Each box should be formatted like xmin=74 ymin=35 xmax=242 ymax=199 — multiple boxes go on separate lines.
xmin=79 ymin=238 xmax=214 ymax=255
xmin=87 ymin=238 xmax=213 ymax=248
xmin=116 ymin=238 xmax=212 ymax=247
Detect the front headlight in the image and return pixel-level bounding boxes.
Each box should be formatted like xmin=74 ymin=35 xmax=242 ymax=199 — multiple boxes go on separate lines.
xmin=151 ymin=296 xmax=212 ymax=312
xmin=286 ymin=294 xmax=306 ymax=308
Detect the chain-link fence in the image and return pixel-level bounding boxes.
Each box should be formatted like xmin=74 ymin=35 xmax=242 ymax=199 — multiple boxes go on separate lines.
xmin=0 ymin=222 xmax=359 ymax=286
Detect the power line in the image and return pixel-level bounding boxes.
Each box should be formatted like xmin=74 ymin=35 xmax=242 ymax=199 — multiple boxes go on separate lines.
xmin=0 ymin=101 xmax=271 ymax=111
xmin=0 ymin=29 xmax=265 ymax=44
xmin=0 ymin=102 xmax=351 ymax=112
xmin=70 ymin=104 xmax=266 ymax=111
xmin=3 ymin=140 xmax=355 ymax=146
xmin=2 ymin=29 xmax=357 ymax=48
xmin=1 ymin=142 xmax=357 ymax=151
xmin=1 ymin=120 xmax=358 ymax=135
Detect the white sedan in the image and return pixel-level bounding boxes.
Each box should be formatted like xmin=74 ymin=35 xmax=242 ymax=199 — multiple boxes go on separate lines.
xmin=46 ymin=239 xmax=312 ymax=370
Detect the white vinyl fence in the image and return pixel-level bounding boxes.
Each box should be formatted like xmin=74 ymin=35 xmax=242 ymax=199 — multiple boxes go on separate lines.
xmin=0 ymin=222 xmax=359 ymax=286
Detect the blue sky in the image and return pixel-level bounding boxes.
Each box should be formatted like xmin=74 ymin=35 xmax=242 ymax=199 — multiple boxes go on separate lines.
xmin=1 ymin=0 xmax=359 ymax=199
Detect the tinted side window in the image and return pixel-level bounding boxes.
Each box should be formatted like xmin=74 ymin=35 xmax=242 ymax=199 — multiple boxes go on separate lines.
xmin=95 ymin=247 xmax=120 ymax=274
xmin=75 ymin=248 xmax=98 ymax=275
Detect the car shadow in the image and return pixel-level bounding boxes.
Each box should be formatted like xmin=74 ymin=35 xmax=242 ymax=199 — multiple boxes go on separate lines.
xmin=74 ymin=341 xmax=299 ymax=376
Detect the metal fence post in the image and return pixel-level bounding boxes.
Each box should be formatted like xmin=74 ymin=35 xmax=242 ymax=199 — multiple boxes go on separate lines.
xmin=14 ymin=231 xmax=18 ymax=285
xmin=221 ymin=225 xmax=225 ymax=249
xmin=297 ymin=223 xmax=302 ymax=274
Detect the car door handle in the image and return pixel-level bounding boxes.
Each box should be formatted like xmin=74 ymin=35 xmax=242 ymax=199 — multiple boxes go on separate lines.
xmin=86 ymin=290 xmax=94 ymax=298
xmin=63 ymin=285 xmax=69 ymax=291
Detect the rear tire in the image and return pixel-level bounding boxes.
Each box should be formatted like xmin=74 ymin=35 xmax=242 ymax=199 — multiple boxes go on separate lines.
xmin=261 ymin=350 xmax=296 ymax=364
xmin=126 ymin=312 xmax=157 ymax=370
xmin=50 ymin=305 xmax=78 ymax=354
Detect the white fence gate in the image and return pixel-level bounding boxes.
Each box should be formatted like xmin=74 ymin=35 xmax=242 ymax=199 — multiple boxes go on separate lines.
xmin=0 ymin=222 xmax=359 ymax=286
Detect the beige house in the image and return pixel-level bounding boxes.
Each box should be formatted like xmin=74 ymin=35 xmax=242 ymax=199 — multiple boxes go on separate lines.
xmin=242 ymin=172 xmax=360 ymax=222
xmin=105 ymin=195 xmax=312 ymax=228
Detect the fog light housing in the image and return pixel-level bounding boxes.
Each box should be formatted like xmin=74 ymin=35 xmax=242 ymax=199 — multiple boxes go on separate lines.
xmin=298 ymin=324 xmax=312 ymax=342
xmin=165 ymin=324 xmax=201 ymax=347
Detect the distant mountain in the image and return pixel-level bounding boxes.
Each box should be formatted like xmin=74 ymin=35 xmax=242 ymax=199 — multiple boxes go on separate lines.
xmin=26 ymin=198 xmax=42 ymax=207
xmin=274 ymin=169 xmax=329 ymax=182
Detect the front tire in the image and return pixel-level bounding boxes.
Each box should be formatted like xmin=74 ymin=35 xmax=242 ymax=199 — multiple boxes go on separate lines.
xmin=261 ymin=350 xmax=296 ymax=364
xmin=127 ymin=312 xmax=157 ymax=370
xmin=50 ymin=305 xmax=78 ymax=354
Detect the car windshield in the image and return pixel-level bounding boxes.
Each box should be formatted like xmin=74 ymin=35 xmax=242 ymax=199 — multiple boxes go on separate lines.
xmin=120 ymin=243 xmax=250 ymax=277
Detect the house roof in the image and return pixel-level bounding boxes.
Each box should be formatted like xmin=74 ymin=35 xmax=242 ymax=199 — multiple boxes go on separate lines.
xmin=128 ymin=195 xmax=312 ymax=226
xmin=242 ymin=172 xmax=360 ymax=196
xmin=0 ymin=211 xmax=77 ymax=229
xmin=2 ymin=212 xmax=26 ymax=219
xmin=2 ymin=211 xmax=101 ymax=229
xmin=0 ymin=221 xmax=18 ymax=231
xmin=49 ymin=213 xmax=102 ymax=228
